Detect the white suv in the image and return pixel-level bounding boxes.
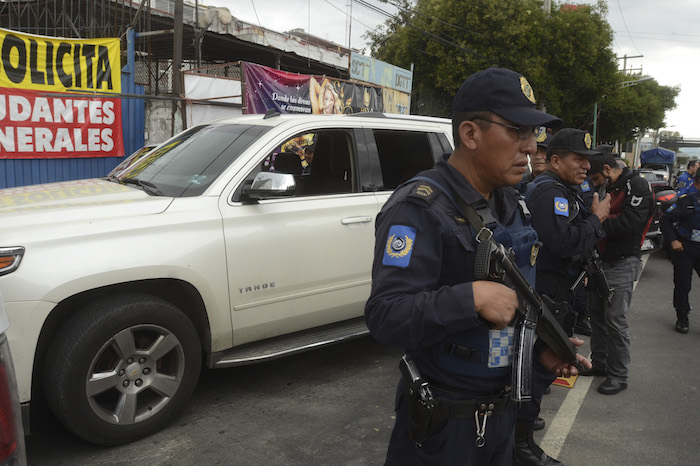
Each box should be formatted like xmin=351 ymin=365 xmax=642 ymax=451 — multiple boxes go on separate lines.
xmin=0 ymin=113 xmax=452 ymax=445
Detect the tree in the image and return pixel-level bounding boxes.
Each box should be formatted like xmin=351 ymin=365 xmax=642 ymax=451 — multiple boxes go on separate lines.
xmin=596 ymin=74 xmax=679 ymax=146
xmin=367 ymin=0 xmax=616 ymax=122
xmin=366 ymin=0 xmax=677 ymax=141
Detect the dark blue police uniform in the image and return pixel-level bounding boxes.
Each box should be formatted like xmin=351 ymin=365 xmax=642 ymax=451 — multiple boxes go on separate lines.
xmin=526 ymin=171 xmax=606 ymax=297
xmin=577 ymin=177 xmax=595 ymax=208
xmin=660 ymin=191 xmax=700 ymax=325
xmin=519 ymin=172 xmax=605 ymax=421
xmin=676 ymin=171 xmax=696 ymax=196
xmin=365 ymin=157 xmax=539 ymax=465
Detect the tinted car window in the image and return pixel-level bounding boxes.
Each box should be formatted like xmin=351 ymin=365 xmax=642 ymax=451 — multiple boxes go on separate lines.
xmin=116 ymin=124 xmax=270 ymax=197
xmin=373 ymin=130 xmax=437 ymax=190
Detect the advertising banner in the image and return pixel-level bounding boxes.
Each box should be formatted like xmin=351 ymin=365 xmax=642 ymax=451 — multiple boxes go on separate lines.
xmin=242 ymin=62 xmax=382 ymax=115
xmin=0 ymin=87 xmax=124 ymax=159
xmin=349 ymin=53 xmax=412 ymax=94
xmin=0 ymin=27 xmax=121 ymax=93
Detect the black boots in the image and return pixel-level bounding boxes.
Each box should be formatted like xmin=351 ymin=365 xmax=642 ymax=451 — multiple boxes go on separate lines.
xmin=573 ymin=315 xmax=592 ymax=336
xmin=514 ymin=420 xmax=562 ymax=465
xmin=675 ymin=309 xmax=689 ymax=334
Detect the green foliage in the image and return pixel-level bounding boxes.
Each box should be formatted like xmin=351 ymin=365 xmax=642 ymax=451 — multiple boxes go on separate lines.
xmin=366 ymin=0 xmax=677 ymax=141
xmin=597 ymin=73 xmax=679 ymax=144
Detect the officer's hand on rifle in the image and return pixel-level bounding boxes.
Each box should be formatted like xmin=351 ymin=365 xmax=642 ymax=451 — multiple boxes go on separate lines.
xmin=473 ymin=281 xmax=518 ymax=330
xmin=591 ymin=192 xmax=611 ymax=223
xmin=538 ymin=337 xmax=592 ymax=377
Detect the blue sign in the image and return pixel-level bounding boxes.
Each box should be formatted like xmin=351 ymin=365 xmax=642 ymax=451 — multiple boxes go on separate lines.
xmin=349 ymin=53 xmax=413 ymax=93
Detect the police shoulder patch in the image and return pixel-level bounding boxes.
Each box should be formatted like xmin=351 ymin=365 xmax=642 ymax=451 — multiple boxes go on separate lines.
xmin=666 ymin=203 xmax=677 ymax=213
xmin=554 ymin=197 xmax=569 ymax=217
xmin=382 ymin=225 xmax=416 ymax=268
xmin=408 ymin=182 xmax=439 ymax=203
xmin=580 ymin=180 xmax=591 ymax=192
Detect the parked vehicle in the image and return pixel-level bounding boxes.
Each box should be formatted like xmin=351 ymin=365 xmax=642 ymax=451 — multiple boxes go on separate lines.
xmin=0 ymin=113 xmax=453 ymax=446
xmin=635 ymin=169 xmax=677 ymax=253
xmin=0 ymin=291 xmax=26 ymax=466
xmin=640 ymin=147 xmax=675 ymax=183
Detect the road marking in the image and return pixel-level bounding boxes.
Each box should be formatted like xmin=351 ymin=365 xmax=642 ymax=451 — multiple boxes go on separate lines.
xmin=540 ymin=375 xmax=594 ymax=457
xmin=540 ymin=254 xmax=649 ymax=456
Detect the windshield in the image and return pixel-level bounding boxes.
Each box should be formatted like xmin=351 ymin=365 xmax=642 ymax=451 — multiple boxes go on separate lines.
xmin=113 ymin=124 xmax=270 ymax=197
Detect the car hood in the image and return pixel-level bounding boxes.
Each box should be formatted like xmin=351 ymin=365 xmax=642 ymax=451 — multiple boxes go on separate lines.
xmin=0 ymin=179 xmax=173 ymax=227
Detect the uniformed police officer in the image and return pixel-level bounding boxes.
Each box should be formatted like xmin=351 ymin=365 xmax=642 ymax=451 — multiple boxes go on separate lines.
xmin=675 ymin=160 xmax=698 ymax=196
xmin=660 ymin=171 xmax=700 ymax=333
xmin=522 ymin=130 xmax=551 ymax=183
xmin=365 ymin=67 xmax=590 ymax=465
xmin=517 ymin=128 xmax=609 ymax=465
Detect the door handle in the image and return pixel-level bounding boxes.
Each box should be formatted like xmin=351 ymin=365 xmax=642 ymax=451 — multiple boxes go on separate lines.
xmin=341 ymin=216 xmax=373 ymax=225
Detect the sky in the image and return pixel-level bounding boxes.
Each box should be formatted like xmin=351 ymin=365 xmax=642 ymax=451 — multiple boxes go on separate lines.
xmin=212 ymin=0 xmax=699 ymax=139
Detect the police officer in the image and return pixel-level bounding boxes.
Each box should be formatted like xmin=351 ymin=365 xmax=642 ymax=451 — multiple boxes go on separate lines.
xmin=675 ymin=160 xmax=698 ymax=196
xmin=365 ymin=67 xmax=590 ymax=465
xmin=524 ymin=130 xmax=551 ymax=181
xmin=518 ymin=128 xmax=609 ymax=465
xmin=583 ymin=153 xmax=655 ymax=394
xmin=660 ymin=172 xmax=700 ymax=333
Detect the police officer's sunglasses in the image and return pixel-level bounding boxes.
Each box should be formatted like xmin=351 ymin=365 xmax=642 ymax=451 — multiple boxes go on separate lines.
xmin=471 ymin=117 xmax=538 ymax=140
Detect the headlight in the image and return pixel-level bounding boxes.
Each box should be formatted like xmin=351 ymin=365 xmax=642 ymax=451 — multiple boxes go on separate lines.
xmin=0 ymin=248 xmax=24 ymax=277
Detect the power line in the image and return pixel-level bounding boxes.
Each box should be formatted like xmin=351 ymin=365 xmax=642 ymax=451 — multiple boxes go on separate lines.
xmin=615 ymin=0 xmax=642 ymax=54
xmin=352 ymin=0 xmax=494 ymax=60
xmin=384 ymin=0 xmax=491 ymax=40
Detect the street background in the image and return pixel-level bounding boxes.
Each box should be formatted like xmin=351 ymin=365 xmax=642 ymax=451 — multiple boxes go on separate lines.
xmin=26 ymin=251 xmax=699 ymax=465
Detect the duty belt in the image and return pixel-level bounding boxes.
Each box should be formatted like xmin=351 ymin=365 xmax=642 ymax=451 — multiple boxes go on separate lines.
xmin=429 ymin=384 xmax=512 ymax=448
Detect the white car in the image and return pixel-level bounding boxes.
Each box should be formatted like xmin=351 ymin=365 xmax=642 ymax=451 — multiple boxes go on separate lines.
xmin=0 ymin=291 xmax=26 ymax=466
xmin=0 ymin=113 xmax=452 ymax=445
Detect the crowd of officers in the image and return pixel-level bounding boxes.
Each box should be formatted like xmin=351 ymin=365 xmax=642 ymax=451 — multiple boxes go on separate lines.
xmin=363 ymin=67 xmax=667 ymax=465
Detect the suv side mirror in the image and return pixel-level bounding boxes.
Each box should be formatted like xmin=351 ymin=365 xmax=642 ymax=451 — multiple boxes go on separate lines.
xmin=242 ymin=172 xmax=296 ymax=200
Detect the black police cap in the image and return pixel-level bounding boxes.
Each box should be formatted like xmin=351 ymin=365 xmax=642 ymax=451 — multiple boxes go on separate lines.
xmin=452 ymin=67 xmax=563 ymax=128
xmin=536 ymin=130 xmax=552 ymax=148
xmin=549 ymin=128 xmax=600 ymax=156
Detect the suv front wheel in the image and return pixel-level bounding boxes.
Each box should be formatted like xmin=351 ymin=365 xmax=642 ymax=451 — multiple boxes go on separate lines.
xmin=44 ymin=293 xmax=202 ymax=445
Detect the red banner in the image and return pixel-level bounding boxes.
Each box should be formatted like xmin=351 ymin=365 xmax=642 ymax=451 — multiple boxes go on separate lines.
xmin=0 ymin=87 xmax=124 ymax=159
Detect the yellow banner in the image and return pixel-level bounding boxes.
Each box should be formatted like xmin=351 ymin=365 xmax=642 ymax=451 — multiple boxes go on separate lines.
xmin=0 ymin=28 xmax=120 ymax=93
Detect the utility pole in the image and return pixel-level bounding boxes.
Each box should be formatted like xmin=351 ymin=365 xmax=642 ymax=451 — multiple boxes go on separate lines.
xmin=617 ymin=54 xmax=643 ymax=74
xmin=346 ymin=0 xmax=353 ymax=50
xmin=173 ymin=0 xmax=185 ymax=133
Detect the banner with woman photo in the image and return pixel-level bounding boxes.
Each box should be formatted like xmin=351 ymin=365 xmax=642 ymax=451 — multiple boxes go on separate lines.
xmin=242 ymin=62 xmax=382 ymax=115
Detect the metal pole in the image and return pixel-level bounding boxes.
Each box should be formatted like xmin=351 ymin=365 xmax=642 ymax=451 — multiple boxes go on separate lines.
xmin=592 ymin=101 xmax=598 ymax=146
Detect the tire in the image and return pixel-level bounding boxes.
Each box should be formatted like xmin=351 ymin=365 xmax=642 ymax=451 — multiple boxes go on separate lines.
xmin=44 ymin=293 xmax=202 ymax=445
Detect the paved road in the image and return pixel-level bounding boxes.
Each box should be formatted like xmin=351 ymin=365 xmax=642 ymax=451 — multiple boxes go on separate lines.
xmin=26 ymin=251 xmax=700 ymax=465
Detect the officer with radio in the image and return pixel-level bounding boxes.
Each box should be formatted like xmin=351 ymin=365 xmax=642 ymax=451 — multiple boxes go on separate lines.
xmin=518 ymin=128 xmax=609 ymax=465
xmin=364 ymin=68 xmax=589 ymax=465
xmin=660 ymin=171 xmax=700 ymax=334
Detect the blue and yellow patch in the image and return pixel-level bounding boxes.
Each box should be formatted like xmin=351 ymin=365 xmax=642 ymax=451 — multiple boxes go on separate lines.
xmin=666 ymin=203 xmax=677 ymax=213
xmin=580 ymin=180 xmax=591 ymax=192
xmin=554 ymin=197 xmax=569 ymax=217
xmin=382 ymin=225 xmax=416 ymax=268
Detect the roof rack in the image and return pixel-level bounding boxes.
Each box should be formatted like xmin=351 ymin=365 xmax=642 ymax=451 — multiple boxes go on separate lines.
xmin=348 ymin=112 xmax=386 ymax=118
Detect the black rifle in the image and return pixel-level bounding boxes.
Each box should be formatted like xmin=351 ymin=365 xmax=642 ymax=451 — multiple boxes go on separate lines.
xmin=570 ymin=248 xmax=614 ymax=305
xmin=570 ymin=179 xmax=614 ymax=304
xmin=475 ymin=238 xmax=582 ymax=402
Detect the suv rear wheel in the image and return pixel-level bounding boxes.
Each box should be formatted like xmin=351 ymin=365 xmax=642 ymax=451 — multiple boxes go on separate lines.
xmin=44 ymin=293 xmax=202 ymax=445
